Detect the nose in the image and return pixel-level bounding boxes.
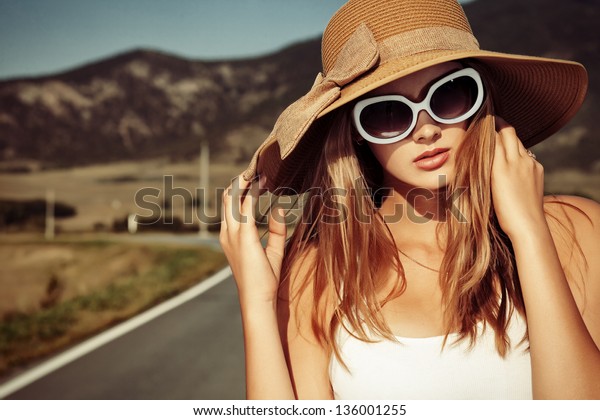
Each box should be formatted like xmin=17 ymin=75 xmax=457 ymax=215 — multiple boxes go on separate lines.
xmin=410 ymin=110 xmax=441 ymax=144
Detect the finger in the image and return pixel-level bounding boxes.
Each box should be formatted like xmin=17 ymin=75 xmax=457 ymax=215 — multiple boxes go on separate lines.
xmin=493 ymin=116 xmax=507 ymax=162
xmin=221 ymin=187 xmax=230 ymax=232
xmin=494 ymin=115 xmax=515 ymax=132
xmin=239 ymin=175 xmax=258 ymax=228
xmin=266 ymin=206 xmax=287 ymax=250
xmin=527 ymin=149 xmax=539 ymax=162
xmin=495 ymin=116 xmax=522 ymax=159
xmin=497 ymin=118 xmax=535 ymax=160
xmin=220 ymin=185 xmax=234 ymax=249
xmin=492 ymin=118 xmax=506 ymax=165
xmin=231 ymin=175 xmax=248 ymax=205
xmin=219 ymin=215 xmax=228 ymax=247
xmin=265 ymin=207 xmax=287 ymax=280
xmin=225 ymin=176 xmax=250 ymax=230
xmin=222 ymin=183 xmax=235 ymax=232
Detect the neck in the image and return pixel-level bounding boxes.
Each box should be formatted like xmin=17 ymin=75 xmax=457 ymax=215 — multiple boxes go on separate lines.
xmin=377 ymin=180 xmax=451 ymax=251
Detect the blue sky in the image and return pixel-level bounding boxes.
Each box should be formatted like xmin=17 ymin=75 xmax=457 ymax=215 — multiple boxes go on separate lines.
xmin=0 ymin=0 xmax=475 ymax=80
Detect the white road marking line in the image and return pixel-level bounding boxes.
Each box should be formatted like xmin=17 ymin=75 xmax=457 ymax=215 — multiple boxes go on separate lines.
xmin=0 ymin=265 xmax=232 ymax=399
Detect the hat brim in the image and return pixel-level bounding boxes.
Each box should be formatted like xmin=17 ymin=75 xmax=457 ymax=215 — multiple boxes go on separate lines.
xmin=257 ymin=50 xmax=587 ymax=195
xmin=320 ymin=49 xmax=588 ymax=147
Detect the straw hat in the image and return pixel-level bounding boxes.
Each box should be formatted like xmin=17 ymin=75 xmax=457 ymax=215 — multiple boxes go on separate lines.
xmin=242 ymin=0 xmax=588 ymax=194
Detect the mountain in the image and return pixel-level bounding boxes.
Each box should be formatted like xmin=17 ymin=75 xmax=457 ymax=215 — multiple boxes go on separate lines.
xmin=0 ymin=0 xmax=598 ymax=171
xmin=0 ymin=40 xmax=322 ymax=168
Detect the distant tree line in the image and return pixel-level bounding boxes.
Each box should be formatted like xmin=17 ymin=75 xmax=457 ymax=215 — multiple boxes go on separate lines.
xmin=0 ymin=199 xmax=76 ymax=230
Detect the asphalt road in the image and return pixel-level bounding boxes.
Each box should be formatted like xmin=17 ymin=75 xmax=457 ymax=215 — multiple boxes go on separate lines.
xmin=6 ymin=272 xmax=246 ymax=400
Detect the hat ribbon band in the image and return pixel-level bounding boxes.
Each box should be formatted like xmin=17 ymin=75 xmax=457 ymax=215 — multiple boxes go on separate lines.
xmin=377 ymin=26 xmax=480 ymax=63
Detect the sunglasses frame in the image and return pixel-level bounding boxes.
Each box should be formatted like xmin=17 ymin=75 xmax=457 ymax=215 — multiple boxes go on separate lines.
xmin=352 ymin=67 xmax=485 ymax=145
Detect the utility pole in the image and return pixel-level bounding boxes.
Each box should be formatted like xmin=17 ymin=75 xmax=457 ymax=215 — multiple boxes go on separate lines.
xmin=199 ymin=137 xmax=209 ymax=238
xmin=45 ymin=189 xmax=55 ymax=240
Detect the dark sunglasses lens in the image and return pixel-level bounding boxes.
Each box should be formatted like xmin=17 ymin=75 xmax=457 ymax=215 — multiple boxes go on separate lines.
xmin=360 ymin=100 xmax=412 ymax=139
xmin=430 ymin=75 xmax=478 ymax=120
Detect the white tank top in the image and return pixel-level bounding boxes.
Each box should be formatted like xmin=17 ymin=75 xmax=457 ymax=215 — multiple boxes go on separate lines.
xmin=329 ymin=312 xmax=532 ymax=399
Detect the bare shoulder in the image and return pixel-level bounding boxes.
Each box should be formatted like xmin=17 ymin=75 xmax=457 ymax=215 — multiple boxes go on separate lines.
xmin=278 ymin=243 xmax=319 ymax=304
xmin=543 ymin=194 xmax=600 ymax=334
xmin=276 ymin=243 xmax=334 ymax=399
xmin=544 ymin=194 xmax=600 ymax=226
xmin=278 ymin=244 xmax=327 ymax=333
xmin=543 ymin=194 xmax=600 ymax=257
xmin=278 ymin=242 xmax=337 ymax=312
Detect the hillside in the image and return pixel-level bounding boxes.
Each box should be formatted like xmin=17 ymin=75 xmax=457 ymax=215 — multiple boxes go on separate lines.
xmin=0 ymin=40 xmax=321 ymax=168
xmin=0 ymin=0 xmax=598 ymax=171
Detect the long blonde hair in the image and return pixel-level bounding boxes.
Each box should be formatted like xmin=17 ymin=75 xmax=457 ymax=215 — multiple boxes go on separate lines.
xmin=278 ymin=68 xmax=527 ymax=365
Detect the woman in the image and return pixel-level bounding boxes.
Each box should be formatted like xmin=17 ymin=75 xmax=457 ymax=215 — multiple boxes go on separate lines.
xmin=220 ymin=0 xmax=600 ymax=399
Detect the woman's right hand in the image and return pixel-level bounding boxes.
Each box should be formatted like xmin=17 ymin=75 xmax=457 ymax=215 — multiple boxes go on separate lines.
xmin=219 ymin=175 xmax=287 ymax=305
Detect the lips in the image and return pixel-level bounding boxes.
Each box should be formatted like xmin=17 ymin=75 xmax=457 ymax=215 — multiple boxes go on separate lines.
xmin=413 ymin=148 xmax=450 ymax=171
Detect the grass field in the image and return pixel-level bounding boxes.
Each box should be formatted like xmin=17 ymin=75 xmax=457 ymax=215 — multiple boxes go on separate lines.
xmin=0 ymin=158 xmax=254 ymax=380
xmin=0 ymin=234 xmax=227 ymax=378
xmin=0 ymin=158 xmax=246 ymax=232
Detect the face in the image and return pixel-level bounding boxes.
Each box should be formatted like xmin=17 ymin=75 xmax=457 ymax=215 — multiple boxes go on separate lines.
xmin=359 ymin=62 xmax=469 ymax=192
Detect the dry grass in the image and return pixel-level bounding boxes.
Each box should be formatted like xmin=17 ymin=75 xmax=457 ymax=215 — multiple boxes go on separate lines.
xmin=0 ymin=158 xmax=256 ymax=379
xmin=0 ymin=234 xmax=227 ymax=378
xmin=0 ymin=158 xmax=246 ymax=232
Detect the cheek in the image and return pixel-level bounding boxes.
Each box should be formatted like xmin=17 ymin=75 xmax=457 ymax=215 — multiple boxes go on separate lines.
xmin=367 ymin=123 xmax=468 ymax=166
xmin=367 ymin=143 xmax=411 ymax=170
xmin=442 ymin=122 xmax=468 ymax=142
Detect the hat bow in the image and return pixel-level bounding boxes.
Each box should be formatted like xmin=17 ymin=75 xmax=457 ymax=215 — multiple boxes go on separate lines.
xmin=243 ymin=23 xmax=379 ymax=181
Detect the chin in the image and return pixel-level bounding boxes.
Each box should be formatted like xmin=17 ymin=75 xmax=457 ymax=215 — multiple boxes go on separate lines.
xmin=387 ymin=169 xmax=456 ymax=192
xmin=414 ymin=179 xmax=452 ymax=193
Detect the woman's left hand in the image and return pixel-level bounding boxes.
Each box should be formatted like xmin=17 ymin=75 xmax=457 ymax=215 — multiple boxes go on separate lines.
xmin=491 ymin=117 xmax=546 ymax=239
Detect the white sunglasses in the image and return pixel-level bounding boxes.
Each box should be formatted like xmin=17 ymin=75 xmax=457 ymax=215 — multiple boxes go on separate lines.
xmin=352 ymin=67 xmax=485 ymax=144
